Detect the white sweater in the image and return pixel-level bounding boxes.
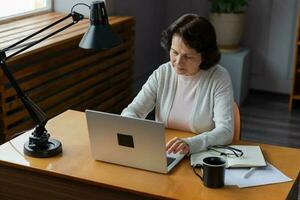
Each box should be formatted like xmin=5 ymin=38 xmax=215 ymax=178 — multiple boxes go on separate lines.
xmin=121 ymin=62 xmax=234 ymax=154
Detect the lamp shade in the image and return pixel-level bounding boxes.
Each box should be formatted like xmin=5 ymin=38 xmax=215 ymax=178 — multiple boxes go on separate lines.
xmin=79 ymin=0 xmax=121 ymax=50
xmin=79 ymin=24 xmax=121 ymax=49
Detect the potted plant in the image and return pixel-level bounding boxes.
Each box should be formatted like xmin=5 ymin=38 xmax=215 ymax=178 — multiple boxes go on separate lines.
xmin=209 ymin=0 xmax=248 ymax=52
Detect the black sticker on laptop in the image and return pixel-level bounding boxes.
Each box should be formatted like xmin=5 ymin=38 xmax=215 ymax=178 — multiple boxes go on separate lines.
xmin=117 ymin=133 xmax=134 ymax=148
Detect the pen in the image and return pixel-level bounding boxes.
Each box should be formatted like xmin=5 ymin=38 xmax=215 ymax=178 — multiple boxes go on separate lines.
xmin=243 ymin=167 xmax=256 ymax=178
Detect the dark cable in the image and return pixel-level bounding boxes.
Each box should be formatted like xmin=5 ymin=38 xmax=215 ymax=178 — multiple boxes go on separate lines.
xmin=71 ymin=3 xmax=90 ymax=13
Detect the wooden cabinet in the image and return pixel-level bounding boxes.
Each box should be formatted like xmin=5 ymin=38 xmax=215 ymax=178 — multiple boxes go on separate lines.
xmin=289 ymin=15 xmax=300 ymax=111
xmin=0 ymin=13 xmax=134 ymax=142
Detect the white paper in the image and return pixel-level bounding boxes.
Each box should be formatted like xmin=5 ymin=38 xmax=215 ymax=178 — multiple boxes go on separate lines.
xmin=225 ymin=162 xmax=292 ymax=188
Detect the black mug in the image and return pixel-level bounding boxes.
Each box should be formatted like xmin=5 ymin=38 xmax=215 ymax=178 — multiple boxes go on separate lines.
xmin=193 ymin=156 xmax=226 ymax=188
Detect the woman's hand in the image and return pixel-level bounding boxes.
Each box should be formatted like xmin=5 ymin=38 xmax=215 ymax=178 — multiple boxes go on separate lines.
xmin=166 ymin=137 xmax=189 ymax=155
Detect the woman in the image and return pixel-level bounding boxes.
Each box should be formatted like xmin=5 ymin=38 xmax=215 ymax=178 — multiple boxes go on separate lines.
xmin=121 ymin=14 xmax=234 ymax=155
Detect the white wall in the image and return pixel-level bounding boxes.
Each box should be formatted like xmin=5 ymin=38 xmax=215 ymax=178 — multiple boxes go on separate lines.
xmin=165 ymin=0 xmax=210 ymax=25
xmin=108 ymin=0 xmax=168 ymax=93
xmin=53 ymin=0 xmax=113 ymax=16
xmin=242 ymin=0 xmax=299 ymax=94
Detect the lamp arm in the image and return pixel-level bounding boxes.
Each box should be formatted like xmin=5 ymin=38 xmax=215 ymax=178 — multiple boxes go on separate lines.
xmin=5 ymin=12 xmax=84 ymax=60
xmin=0 ymin=11 xmax=84 ymax=133
xmin=3 ymin=14 xmax=71 ymax=52
xmin=0 ymin=60 xmax=47 ymax=127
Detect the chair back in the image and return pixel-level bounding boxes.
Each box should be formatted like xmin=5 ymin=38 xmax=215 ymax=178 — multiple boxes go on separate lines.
xmin=233 ymin=101 xmax=241 ymax=141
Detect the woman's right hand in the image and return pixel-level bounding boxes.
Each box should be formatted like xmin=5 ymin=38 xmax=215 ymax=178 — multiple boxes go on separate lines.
xmin=166 ymin=137 xmax=189 ymax=155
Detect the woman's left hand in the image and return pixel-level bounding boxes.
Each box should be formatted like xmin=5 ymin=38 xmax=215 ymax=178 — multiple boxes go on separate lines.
xmin=166 ymin=137 xmax=189 ymax=155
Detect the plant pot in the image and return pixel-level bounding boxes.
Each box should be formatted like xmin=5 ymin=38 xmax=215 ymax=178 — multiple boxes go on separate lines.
xmin=209 ymin=13 xmax=245 ymax=52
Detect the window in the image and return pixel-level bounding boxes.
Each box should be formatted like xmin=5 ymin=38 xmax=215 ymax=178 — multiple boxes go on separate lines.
xmin=0 ymin=0 xmax=52 ymax=21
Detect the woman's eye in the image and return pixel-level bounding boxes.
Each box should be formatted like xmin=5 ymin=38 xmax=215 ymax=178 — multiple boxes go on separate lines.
xmin=171 ymin=50 xmax=178 ymax=55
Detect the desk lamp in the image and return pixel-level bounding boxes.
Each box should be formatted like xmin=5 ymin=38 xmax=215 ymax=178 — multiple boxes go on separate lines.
xmin=0 ymin=0 xmax=121 ymax=158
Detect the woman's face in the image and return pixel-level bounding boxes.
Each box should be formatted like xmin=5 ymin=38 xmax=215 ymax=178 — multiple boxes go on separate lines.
xmin=170 ymin=34 xmax=202 ymax=76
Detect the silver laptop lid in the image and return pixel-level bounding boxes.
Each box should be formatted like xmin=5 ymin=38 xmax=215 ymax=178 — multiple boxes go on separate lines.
xmin=85 ymin=110 xmax=169 ymax=173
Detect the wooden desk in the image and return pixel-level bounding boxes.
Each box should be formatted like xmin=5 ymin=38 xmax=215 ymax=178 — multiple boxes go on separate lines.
xmin=0 ymin=110 xmax=299 ymax=200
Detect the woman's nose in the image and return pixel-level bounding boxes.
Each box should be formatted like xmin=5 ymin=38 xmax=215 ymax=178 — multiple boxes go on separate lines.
xmin=174 ymin=55 xmax=184 ymax=65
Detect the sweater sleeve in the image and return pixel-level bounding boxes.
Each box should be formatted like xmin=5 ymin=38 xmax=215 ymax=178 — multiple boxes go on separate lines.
xmin=183 ymin=69 xmax=234 ymax=154
xmin=121 ymin=69 xmax=159 ymax=118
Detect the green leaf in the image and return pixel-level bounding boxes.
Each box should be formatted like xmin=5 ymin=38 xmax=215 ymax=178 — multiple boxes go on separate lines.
xmin=209 ymin=0 xmax=249 ymax=13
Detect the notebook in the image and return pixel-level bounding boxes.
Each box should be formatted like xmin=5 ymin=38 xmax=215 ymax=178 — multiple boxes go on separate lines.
xmin=191 ymin=145 xmax=267 ymax=168
xmin=85 ymin=110 xmax=185 ymax=174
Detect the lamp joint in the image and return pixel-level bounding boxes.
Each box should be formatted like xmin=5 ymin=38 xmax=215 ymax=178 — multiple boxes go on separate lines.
xmin=72 ymin=12 xmax=84 ymax=23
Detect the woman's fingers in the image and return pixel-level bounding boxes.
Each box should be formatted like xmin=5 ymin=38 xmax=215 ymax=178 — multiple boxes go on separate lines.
xmin=168 ymin=140 xmax=182 ymax=154
xmin=181 ymin=145 xmax=190 ymax=154
xmin=166 ymin=137 xmax=178 ymax=150
xmin=174 ymin=142 xmax=189 ymax=154
xmin=166 ymin=137 xmax=189 ymax=154
xmin=173 ymin=142 xmax=186 ymax=154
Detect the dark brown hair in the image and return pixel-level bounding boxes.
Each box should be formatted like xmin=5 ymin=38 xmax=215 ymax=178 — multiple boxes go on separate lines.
xmin=161 ymin=14 xmax=220 ymax=70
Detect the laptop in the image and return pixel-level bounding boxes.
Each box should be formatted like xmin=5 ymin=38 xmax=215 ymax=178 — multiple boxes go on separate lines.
xmin=85 ymin=109 xmax=185 ymax=173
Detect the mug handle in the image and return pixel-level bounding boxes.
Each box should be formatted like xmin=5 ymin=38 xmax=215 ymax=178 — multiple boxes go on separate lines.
xmin=192 ymin=164 xmax=203 ymax=181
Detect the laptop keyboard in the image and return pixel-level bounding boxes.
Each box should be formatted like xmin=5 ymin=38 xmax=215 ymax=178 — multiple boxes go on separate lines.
xmin=167 ymin=156 xmax=176 ymax=166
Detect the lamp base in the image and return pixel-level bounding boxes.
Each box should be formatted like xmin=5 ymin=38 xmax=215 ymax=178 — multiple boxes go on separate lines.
xmin=24 ymin=138 xmax=62 ymax=158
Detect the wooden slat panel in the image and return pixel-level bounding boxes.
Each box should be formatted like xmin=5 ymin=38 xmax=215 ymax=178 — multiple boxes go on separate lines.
xmin=7 ymin=70 xmax=132 ymax=136
xmin=4 ymin=29 xmax=133 ymax=86
xmin=0 ymin=13 xmax=131 ymax=48
xmin=0 ymin=16 xmax=75 ymax=45
xmin=107 ymin=96 xmax=133 ymax=114
xmin=0 ymin=13 xmax=134 ymax=140
xmin=4 ymin=41 xmax=133 ymax=103
xmin=94 ymin=89 xmax=132 ymax=112
xmin=0 ymin=65 xmax=4 ymax=143
xmin=0 ymin=13 xmax=63 ymax=32
xmin=292 ymin=95 xmax=300 ymax=100
xmin=74 ymin=75 xmax=132 ymax=111
xmin=0 ymin=19 xmax=89 ymax=49
xmin=1 ymin=15 xmax=133 ymax=48
xmin=2 ymin=16 xmax=134 ymax=63
xmin=5 ymin=64 xmax=132 ymax=133
xmin=5 ymin=59 xmax=133 ymax=126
